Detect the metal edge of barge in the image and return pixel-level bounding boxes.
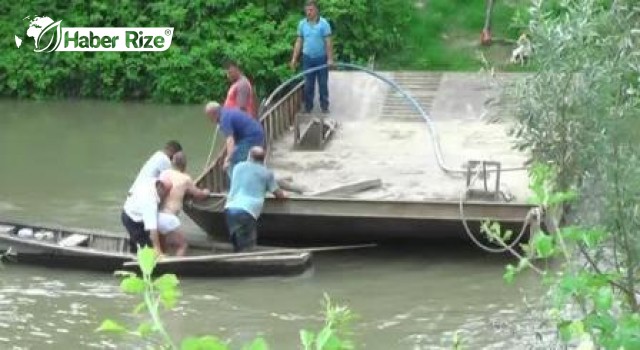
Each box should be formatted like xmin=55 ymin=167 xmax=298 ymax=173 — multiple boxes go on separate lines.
xmin=185 ymin=195 xmax=534 ymax=244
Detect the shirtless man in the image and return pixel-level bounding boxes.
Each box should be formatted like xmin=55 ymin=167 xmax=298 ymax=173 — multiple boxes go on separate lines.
xmin=157 ymin=152 xmax=210 ymax=256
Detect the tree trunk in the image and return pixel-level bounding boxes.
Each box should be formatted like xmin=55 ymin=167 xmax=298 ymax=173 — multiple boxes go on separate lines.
xmin=481 ymin=0 xmax=495 ymax=45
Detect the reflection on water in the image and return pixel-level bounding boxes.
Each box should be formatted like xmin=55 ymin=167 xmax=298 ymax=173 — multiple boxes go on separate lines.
xmin=0 ymin=101 xmax=545 ymax=349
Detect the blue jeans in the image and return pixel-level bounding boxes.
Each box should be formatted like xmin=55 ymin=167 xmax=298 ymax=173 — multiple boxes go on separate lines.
xmin=225 ymin=208 xmax=257 ymax=252
xmin=302 ymin=55 xmax=329 ymax=112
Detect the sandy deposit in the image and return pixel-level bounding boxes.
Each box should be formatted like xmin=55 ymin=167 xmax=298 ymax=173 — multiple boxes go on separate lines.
xmin=267 ymin=71 xmax=531 ymax=203
xmin=269 ymin=120 xmax=530 ymax=202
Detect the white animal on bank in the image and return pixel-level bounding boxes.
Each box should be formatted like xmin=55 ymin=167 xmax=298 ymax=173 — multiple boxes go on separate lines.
xmin=510 ymin=33 xmax=532 ymax=65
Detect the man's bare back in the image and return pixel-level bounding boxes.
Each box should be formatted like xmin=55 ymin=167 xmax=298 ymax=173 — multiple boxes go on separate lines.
xmin=161 ymin=168 xmax=194 ymax=214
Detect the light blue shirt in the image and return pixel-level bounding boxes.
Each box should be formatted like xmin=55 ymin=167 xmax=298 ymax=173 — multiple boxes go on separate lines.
xmin=298 ymin=17 xmax=331 ymax=58
xmin=225 ymin=161 xmax=278 ymax=219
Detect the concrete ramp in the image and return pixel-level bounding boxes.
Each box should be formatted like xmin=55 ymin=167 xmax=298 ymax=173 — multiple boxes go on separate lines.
xmin=268 ymin=71 xmax=530 ymax=203
xmin=323 ymin=71 xmax=390 ymax=121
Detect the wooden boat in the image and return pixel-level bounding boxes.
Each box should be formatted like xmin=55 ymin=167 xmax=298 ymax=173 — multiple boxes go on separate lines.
xmin=0 ymin=221 xmax=312 ymax=277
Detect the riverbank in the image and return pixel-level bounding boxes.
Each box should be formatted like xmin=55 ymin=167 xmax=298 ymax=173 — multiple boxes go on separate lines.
xmin=377 ymin=0 xmax=530 ymax=71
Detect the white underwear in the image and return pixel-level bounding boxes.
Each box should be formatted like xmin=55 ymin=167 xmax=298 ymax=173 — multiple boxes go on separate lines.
xmin=157 ymin=212 xmax=181 ymax=234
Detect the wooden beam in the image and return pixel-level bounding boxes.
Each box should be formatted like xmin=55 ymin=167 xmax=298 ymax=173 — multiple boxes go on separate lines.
xmin=307 ymin=179 xmax=382 ymax=197
xmin=123 ymin=243 xmax=376 ymax=266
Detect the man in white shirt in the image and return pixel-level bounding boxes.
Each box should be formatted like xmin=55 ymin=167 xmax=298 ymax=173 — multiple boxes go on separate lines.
xmin=121 ymin=175 xmax=173 ymax=256
xmin=128 ymin=140 xmax=182 ymax=195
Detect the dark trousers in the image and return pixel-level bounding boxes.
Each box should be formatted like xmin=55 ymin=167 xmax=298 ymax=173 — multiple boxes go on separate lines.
xmin=121 ymin=211 xmax=152 ymax=253
xmin=225 ymin=209 xmax=257 ymax=252
xmin=302 ymin=54 xmax=329 ymax=112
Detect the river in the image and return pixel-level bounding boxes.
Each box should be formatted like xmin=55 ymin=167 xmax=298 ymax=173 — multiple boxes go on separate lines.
xmin=0 ymin=100 xmax=544 ymax=349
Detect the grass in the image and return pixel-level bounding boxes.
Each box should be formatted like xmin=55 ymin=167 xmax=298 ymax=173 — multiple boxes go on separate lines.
xmin=377 ymin=0 xmax=531 ymax=71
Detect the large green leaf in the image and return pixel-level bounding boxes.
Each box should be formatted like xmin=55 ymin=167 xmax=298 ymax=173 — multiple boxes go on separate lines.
xmin=315 ymin=326 xmax=333 ymax=350
xmin=242 ymin=337 xmax=269 ymax=350
xmin=160 ymin=287 xmax=181 ymax=310
xmin=135 ymin=321 xmax=154 ymax=338
xmin=180 ymin=336 xmax=229 ymax=350
xmin=120 ymin=276 xmax=145 ymax=294
xmin=95 ymin=319 xmax=128 ymax=334
xmin=300 ymin=330 xmax=315 ymax=350
xmin=153 ymin=273 xmax=179 ymax=292
xmin=503 ymin=264 xmax=517 ymax=284
xmin=532 ymin=232 xmax=555 ymax=258
xmin=137 ymin=247 xmax=156 ymax=277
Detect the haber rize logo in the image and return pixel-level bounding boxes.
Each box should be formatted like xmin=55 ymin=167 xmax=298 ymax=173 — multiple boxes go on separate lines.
xmin=15 ymin=15 xmax=173 ymax=52
xmin=16 ymin=16 xmax=62 ymax=52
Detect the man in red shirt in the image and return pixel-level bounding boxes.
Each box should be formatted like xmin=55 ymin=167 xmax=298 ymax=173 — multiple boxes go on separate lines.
xmin=223 ymin=61 xmax=257 ymax=118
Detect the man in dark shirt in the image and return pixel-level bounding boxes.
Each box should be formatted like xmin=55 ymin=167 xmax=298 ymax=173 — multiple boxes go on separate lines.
xmin=204 ymin=101 xmax=265 ymax=177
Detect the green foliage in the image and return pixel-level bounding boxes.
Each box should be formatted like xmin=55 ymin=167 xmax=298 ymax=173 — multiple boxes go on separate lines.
xmin=1 ymin=0 xmax=412 ymax=103
xmin=99 ymin=247 xmax=356 ymax=349
xmin=482 ymin=164 xmax=640 ymax=349
xmin=96 ymin=247 xmax=182 ymax=348
xmin=451 ymin=330 xmax=466 ymax=350
xmin=181 ymin=336 xmax=229 ymax=350
xmin=299 ymin=293 xmax=355 ymax=350
xmin=495 ymin=2 xmax=640 ymax=345
xmin=378 ymin=0 xmax=530 ymax=71
xmin=96 ymin=319 xmax=129 ymax=334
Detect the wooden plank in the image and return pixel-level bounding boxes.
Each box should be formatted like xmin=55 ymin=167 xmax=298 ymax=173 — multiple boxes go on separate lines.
xmin=307 ymin=179 xmax=382 ymax=197
xmin=123 ymin=243 xmax=376 ymax=266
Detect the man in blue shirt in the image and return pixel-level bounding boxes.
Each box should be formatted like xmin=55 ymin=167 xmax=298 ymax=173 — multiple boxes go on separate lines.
xmin=205 ymin=101 xmax=265 ymax=177
xmin=224 ymin=146 xmax=287 ymax=252
xmin=290 ymin=0 xmax=334 ymax=113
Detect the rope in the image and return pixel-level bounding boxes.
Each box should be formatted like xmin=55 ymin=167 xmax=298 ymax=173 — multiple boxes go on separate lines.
xmin=459 ymin=166 xmax=539 ymax=253
xmin=262 ymin=62 xmax=528 ymax=177
xmin=200 ymin=125 xmax=220 ymax=175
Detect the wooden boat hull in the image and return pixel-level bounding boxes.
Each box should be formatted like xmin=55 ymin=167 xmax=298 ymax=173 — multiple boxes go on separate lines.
xmin=124 ymin=253 xmax=312 ymax=278
xmin=0 ymin=221 xmax=312 ymax=278
xmin=185 ymin=196 xmax=535 ymax=244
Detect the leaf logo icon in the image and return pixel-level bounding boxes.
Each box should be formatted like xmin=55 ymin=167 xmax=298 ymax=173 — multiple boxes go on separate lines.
xmin=34 ymin=20 xmax=62 ymax=53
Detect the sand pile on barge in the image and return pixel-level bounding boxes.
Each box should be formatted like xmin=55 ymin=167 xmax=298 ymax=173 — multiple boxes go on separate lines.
xmin=268 ymin=72 xmax=531 ymax=203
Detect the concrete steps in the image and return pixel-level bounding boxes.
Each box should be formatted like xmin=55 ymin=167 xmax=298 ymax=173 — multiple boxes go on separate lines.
xmin=381 ymin=72 xmax=443 ymax=121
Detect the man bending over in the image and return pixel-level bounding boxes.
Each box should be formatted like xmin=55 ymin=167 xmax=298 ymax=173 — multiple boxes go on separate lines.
xmin=157 ymin=152 xmax=210 ymax=256
xmin=224 ymin=146 xmax=286 ymax=252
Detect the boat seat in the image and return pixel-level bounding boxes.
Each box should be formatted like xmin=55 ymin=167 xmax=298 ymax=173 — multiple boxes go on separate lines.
xmin=58 ymin=233 xmax=89 ymax=247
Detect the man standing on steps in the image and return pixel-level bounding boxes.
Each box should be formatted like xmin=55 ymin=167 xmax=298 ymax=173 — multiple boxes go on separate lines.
xmin=223 ymin=60 xmax=257 ymax=118
xmin=157 ymin=152 xmax=210 ymax=256
xmin=290 ymin=0 xmax=334 ymax=114
xmin=225 ymin=146 xmax=286 ymax=252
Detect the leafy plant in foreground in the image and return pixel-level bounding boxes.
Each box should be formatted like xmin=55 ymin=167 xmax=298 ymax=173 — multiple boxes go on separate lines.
xmin=482 ymin=164 xmax=640 ymax=349
xmin=96 ymin=246 xmax=356 ymax=349
xmin=300 ymin=293 xmax=355 ymax=350
xmin=482 ymin=0 xmax=640 ymax=348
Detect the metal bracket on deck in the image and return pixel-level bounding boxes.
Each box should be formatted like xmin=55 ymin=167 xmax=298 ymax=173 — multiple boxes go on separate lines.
xmin=294 ymin=112 xmax=337 ymax=150
xmin=465 ymin=160 xmax=502 ymax=200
